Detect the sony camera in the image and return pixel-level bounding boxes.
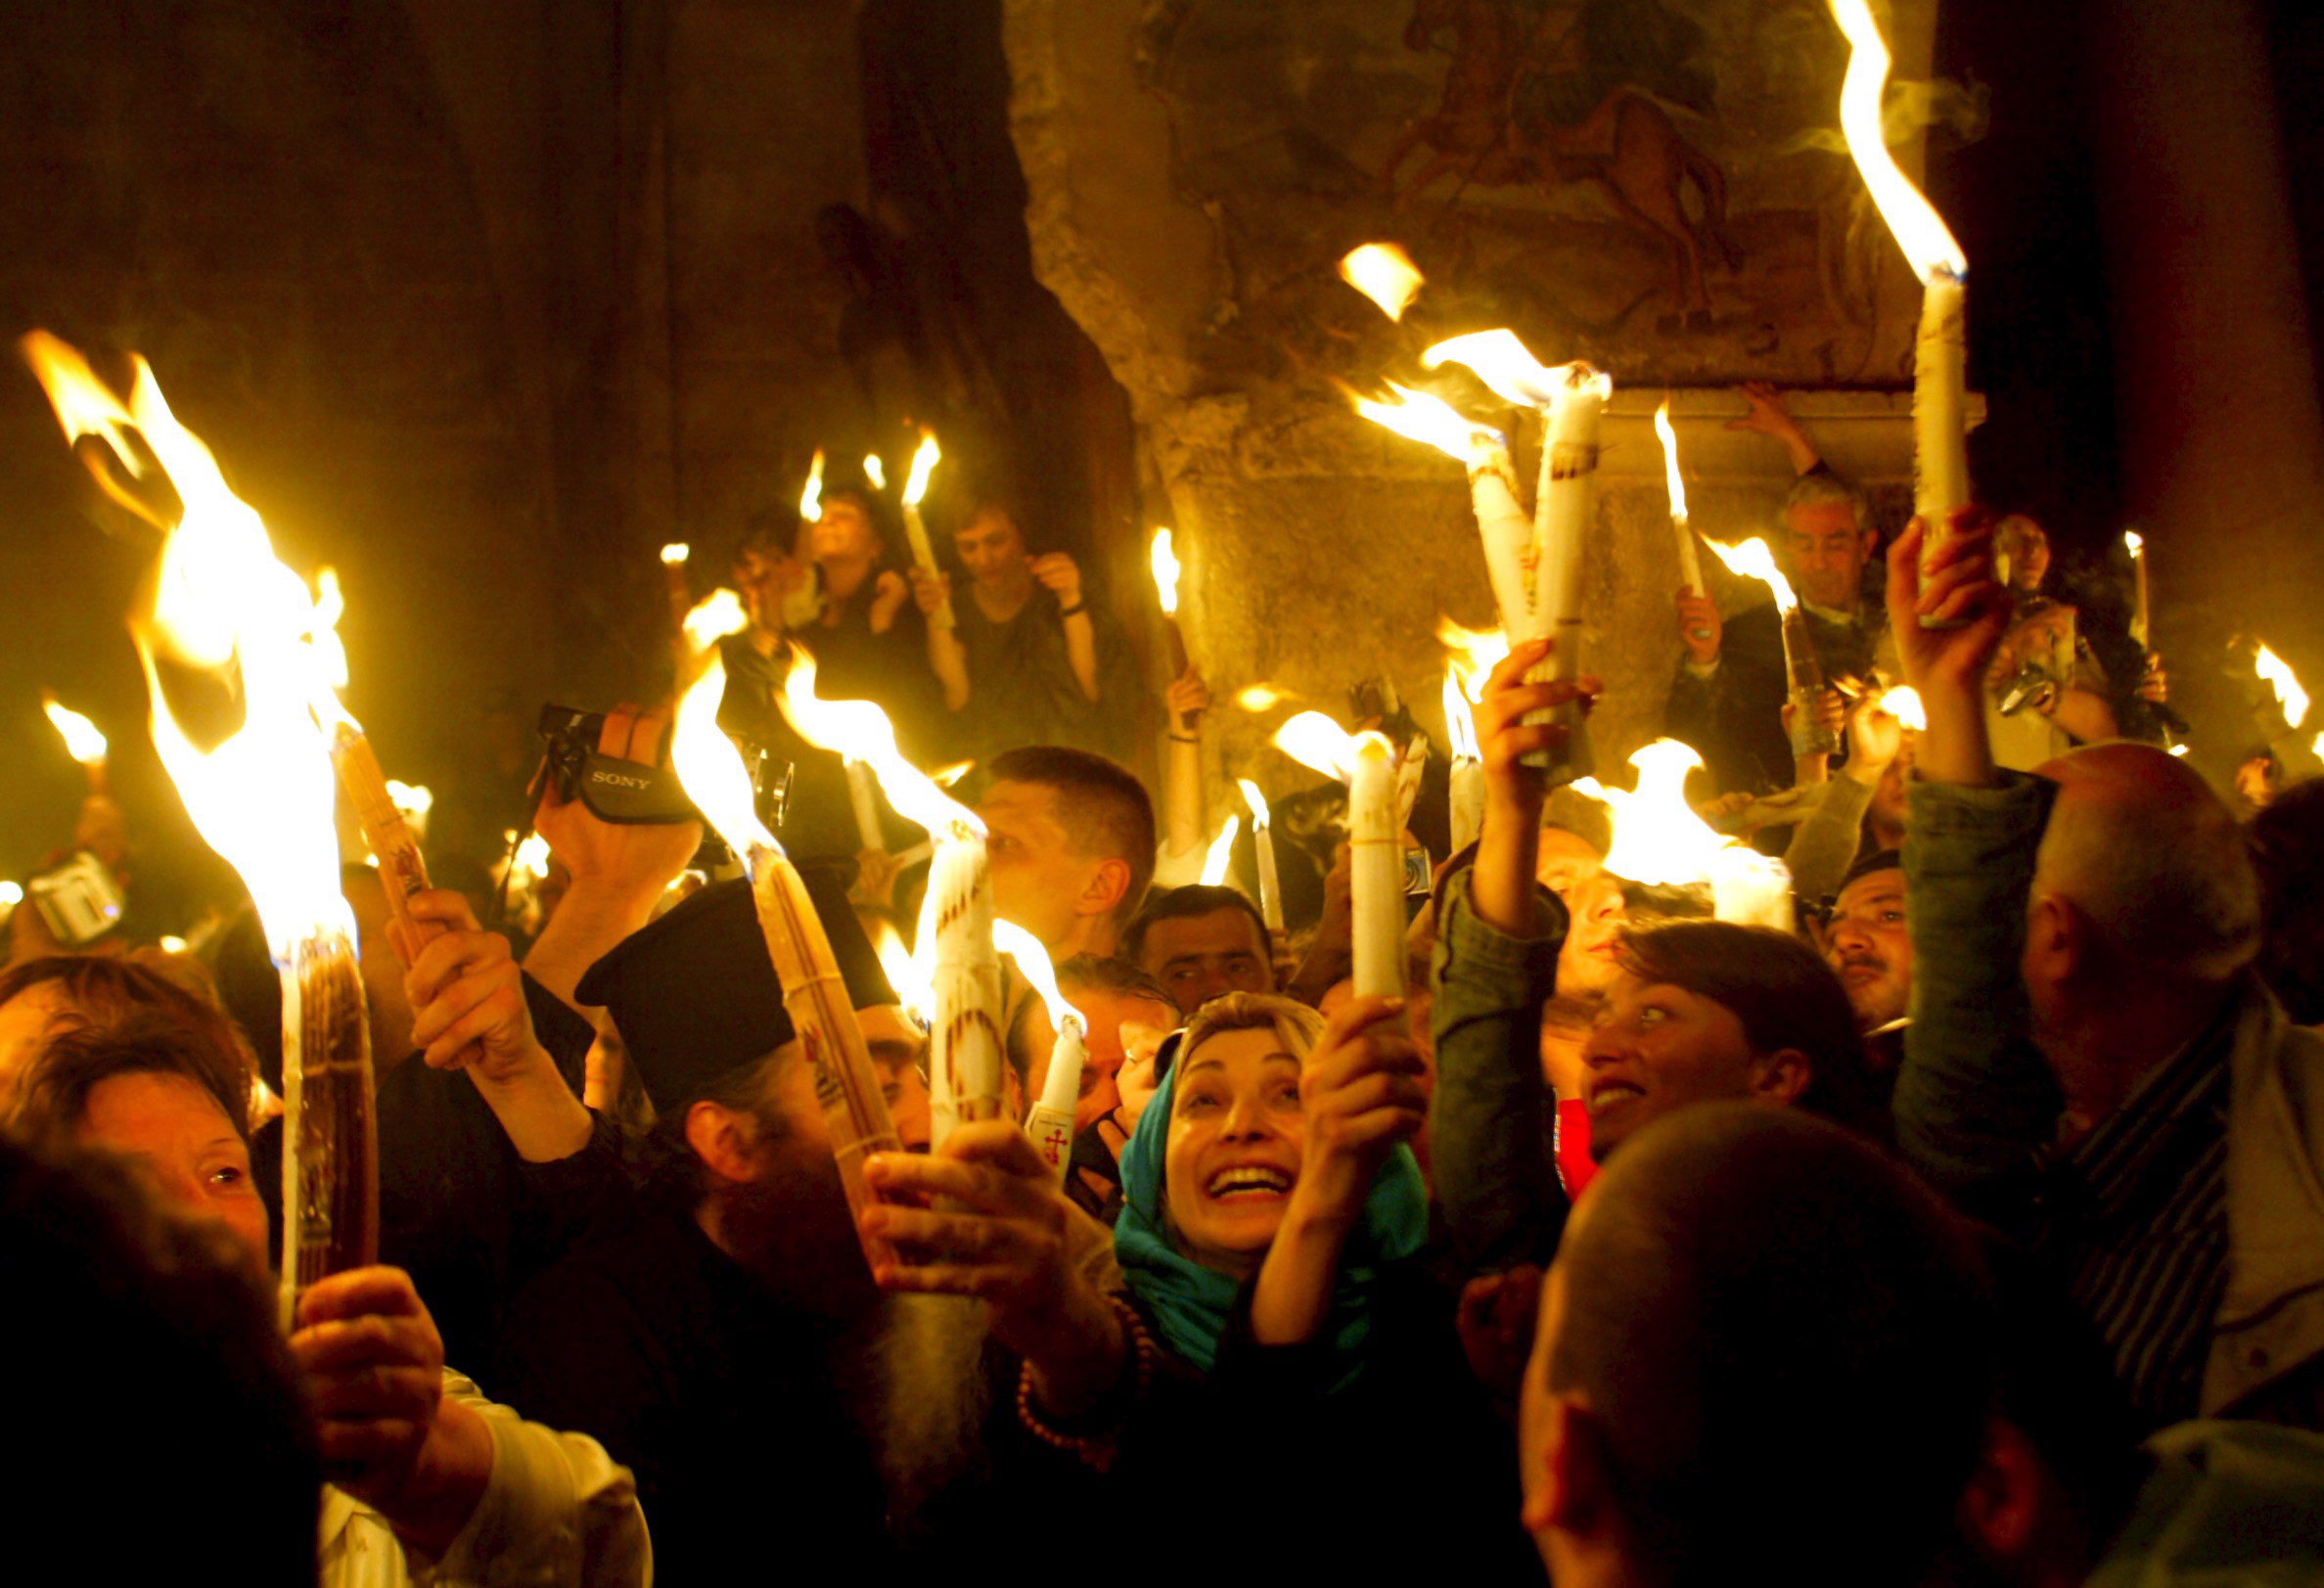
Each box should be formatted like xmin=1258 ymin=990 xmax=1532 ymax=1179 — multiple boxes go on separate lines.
xmin=536 ymin=705 xmax=791 ymax=830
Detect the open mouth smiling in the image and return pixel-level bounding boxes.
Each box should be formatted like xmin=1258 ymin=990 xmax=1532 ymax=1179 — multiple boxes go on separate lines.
xmin=1205 ymin=1164 xmax=1295 ymax=1201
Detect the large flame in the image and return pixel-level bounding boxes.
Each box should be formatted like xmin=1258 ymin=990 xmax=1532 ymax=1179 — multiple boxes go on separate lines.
xmin=1595 ymin=740 xmax=1733 ymax=888
xmin=1436 ymin=615 xmax=1509 ymax=703
xmin=1353 ymin=381 xmax=1497 ymax=463
xmin=2256 ymin=644 xmax=2311 ymax=729
xmin=42 ymin=694 xmax=107 ymax=765
xmin=1201 ymin=814 xmax=1242 ymax=886
xmin=1150 ymin=527 xmax=1182 ymax=617
xmin=902 ymin=431 xmax=941 ymax=509
xmin=1654 ymin=400 xmax=1689 ymax=523
xmin=1878 ymin=685 xmax=1928 ymax=732
xmin=1273 ymin=710 xmax=1390 ymax=781
xmin=781 ymin=646 xmax=983 ymax=838
xmin=1421 ymin=329 xmax=1599 ymax=410
xmin=1832 ymin=0 xmax=1967 ymax=285
xmin=1237 ymin=777 xmax=1272 ymax=830
xmin=799 ymin=448 xmax=826 ymax=521
xmin=670 ymin=653 xmax=779 ymax=858
xmin=1442 ymin=666 xmax=1481 ymax=761
xmin=1707 ymin=537 xmax=1799 ymax=615
xmin=682 ymin=588 xmax=749 ymax=655
xmin=1338 ymin=242 xmax=1424 ymax=321
xmin=30 ymin=340 xmax=354 ymax=955
xmin=993 ymin=920 xmax=1084 ymax=1036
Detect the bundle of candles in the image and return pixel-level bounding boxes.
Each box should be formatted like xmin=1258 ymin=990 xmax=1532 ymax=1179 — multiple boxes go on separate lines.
xmin=1705 ymin=538 xmax=1840 ymax=759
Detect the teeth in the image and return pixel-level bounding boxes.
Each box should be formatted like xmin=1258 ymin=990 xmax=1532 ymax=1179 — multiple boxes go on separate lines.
xmin=1207 ymin=1166 xmax=1293 ymax=1197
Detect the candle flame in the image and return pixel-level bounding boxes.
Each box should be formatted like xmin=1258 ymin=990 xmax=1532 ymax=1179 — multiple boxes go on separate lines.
xmin=780 ymin=646 xmax=984 ymax=838
xmin=1707 ymin=537 xmax=1799 ymax=614
xmin=39 ymin=340 xmax=354 ymax=956
xmin=1435 ymin=615 xmax=1509 ymax=703
xmin=1338 ymin=242 xmax=1424 ymax=321
xmin=800 ymin=448 xmax=827 ymax=520
xmin=1422 ymin=330 xmax=1605 ymax=410
xmin=682 ymin=588 xmax=749 ymax=655
xmin=1595 ymin=740 xmax=1729 ymax=888
xmin=670 ymin=652 xmax=780 ymax=860
xmin=1877 ymin=686 xmax=1928 ymax=732
xmin=0 ymin=881 xmax=21 ymax=907
xmin=1654 ymin=400 xmax=1688 ymax=523
xmin=1237 ymin=777 xmax=1272 ymax=830
xmin=514 ymin=831 xmax=553 ymax=882
xmin=660 ymin=542 xmax=691 ymax=567
xmin=930 ymin=758 xmax=975 ymax=788
xmin=2122 ymin=528 xmax=2144 ymax=558
xmin=1236 ymin=684 xmax=1288 ymax=713
xmin=993 ymin=920 xmax=1084 ymax=1036
xmin=902 ymin=431 xmax=941 ymax=509
xmin=2256 ymin=643 xmax=2311 ymax=729
xmin=1353 ymin=381 xmax=1497 ymax=463
xmin=1150 ymin=527 xmax=1182 ymax=617
xmin=1441 ymin=666 xmax=1482 ymax=762
xmin=1201 ymin=814 xmax=1242 ymax=886
xmin=1273 ymin=710 xmax=1390 ymax=781
xmin=1832 ymin=0 xmax=1967 ymax=284
xmin=18 ymin=331 xmax=169 ymax=525
xmin=41 ymin=694 xmax=107 ymax=765
xmin=868 ymin=916 xmax=933 ymax=1029
xmin=863 ymin=453 xmax=887 ymax=492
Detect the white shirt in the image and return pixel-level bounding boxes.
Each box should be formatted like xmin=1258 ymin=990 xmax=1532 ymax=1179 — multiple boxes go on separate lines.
xmin=318 ymin=1372 xmax=651 ymax=1588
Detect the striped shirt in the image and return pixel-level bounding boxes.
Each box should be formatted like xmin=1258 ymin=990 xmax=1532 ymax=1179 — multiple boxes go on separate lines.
xmin=2039 ymin=1008 xmax=2234 ymax=1429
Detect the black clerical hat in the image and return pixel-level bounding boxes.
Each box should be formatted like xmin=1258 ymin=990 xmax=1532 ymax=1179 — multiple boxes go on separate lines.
xmin=575 ymin=869 xmax=895 ymax=1114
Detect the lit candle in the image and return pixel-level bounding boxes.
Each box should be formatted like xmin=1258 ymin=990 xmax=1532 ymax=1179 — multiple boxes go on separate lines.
xmin=659 ymin=541 xmax=692 ymax=629
xmin=2124 ymin=530 xmax=2150 ymax=650
xmin=1442 ymin=665 xmax=1485 ymax=856
xmin=1707 ymin=537 xmax=1839 ymax=759
xmin=1654 ymin=399 xmax=1709 ymax=606
xmin=998 ymin=921 xmax=1086 ymax=1179
xmin=1834 ymin=0 xmax=1971 ymax=620
xmin=1150 ymin=527 xmax=1193 ymax=683
xmin=899 ymin=431 xmax=953 ymax=631
xmin=1200 ymin=813 xmax=1242 ymax=887
xmin=798 ymin=448 xmax=826 ymax=522
xmin=776 ymin=645 xmax=1003 ymax=1147
xmin=1237 ymin=778 xmax=1285 ymax=933
xmin=846 ymin=760 xmax=886 ymax=854
xmin=1276 ymin=712 xmax=1405 ymax=1001
xmin=670 ymin=646 xmax=901 ymax=1270
xmin=33 ymin=335 xmax=382 ymax=1328
xmin=41 ymin=692 xmax=108 ymax=796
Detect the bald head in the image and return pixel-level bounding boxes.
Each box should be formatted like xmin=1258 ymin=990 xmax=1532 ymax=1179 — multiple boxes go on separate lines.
xmin=2033 ymin=744 xmax=2258 ymax=981
xmin=1525 ymin=1105 xmax=1992 ymax=1585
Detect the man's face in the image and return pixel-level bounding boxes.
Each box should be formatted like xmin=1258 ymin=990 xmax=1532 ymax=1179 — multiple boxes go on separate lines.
xmin=1784 ymin=499 xmax=1873 ymax=612
xmin=810 ymin=502 xmax=878 ymax=567
xmin=1062 ymin=987 xmax=1176 ymax=1135
xmin=859 ymin=1005 xmax=932 ymax=1153
xmin=979 ymin=781 xmax=1102 ymax=951
xmin=1538 ymin=829 xmax=1625 ymax=1000
xmin=1826 ymin=871 xmax=1911 ymax=1030
xmin=1579 ymin=969 xmax=1760 ymax=1161
xmin=76 ymin=1070 xmax=269 ymax=1278
xmin=952 ymin=510 xmax=1027 ymax=589
xmin=1139 ymin=908 xmax=1273 ymax=1015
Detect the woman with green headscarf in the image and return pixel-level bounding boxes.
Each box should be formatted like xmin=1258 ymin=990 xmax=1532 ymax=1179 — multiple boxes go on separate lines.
xmin=1099 ymin=991 xmax=1534 ymax=1580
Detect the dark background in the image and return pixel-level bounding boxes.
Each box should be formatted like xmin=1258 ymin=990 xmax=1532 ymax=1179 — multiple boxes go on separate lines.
xmin=3 ymin=0 xmax=2320 ymax=919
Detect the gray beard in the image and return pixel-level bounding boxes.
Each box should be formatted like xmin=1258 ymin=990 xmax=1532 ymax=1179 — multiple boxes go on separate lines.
xmin=839 ymin=1293 xmax=993 ymax=1529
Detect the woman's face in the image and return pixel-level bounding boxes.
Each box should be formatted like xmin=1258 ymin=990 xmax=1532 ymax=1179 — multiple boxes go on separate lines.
xmin=1577 ymin=969 xmax=1774 ymax=1162
xmin=1538 ymin=828 xmax=1625 ymax=1000
xmin=1163 ymin=1025 xmax=1306 ymax=1276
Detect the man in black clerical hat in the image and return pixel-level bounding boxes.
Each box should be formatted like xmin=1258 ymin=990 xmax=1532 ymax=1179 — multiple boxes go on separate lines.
xmin=489 ymin=868 xmax=1113 ymax=1577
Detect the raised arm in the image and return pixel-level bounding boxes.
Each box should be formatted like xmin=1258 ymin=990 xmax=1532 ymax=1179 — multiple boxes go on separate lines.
xmin=1032 ymin=553 xmax=1102 ymax=703
xmin=910 ymin=567 xmax=972 ymax=710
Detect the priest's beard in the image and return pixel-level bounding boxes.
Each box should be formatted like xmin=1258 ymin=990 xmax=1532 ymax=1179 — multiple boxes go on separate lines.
xmin=719 ymin=1118 xmax=992 ymax=1527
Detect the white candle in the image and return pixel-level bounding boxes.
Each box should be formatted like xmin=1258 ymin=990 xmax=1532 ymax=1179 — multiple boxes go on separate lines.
xmin=1238 ymin=779 xmax=1285 ymax=933
xmin=1914 ymin=270 xmax=1970 ymax=602
xmin=1531 ymin=368 xmax=1609 ymax=779
xmin=924 ymin=827 xmax=1004 ymax=1149
xmin=845 ymin=759 xmax=885 ymax=853
xmin=1654 ymin=400 xmax=1706 ymax=598
xmin=1348 ymin=733 xmax=1405 ymax=1001
xmin=1442 ymin=667 xmax=1484 ymax=855
xmin=1023 ymin=1013 xmax=1087 ymax=1179
xmin=2125 ymin=531 xmax=2151 ymax=650
xmin=901 ymin=431 xmax=954 ymax=632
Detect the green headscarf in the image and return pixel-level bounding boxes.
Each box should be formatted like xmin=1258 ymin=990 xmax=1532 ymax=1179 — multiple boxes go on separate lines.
xmin=1113 ymin=1052 xmax=1429 ymax=1388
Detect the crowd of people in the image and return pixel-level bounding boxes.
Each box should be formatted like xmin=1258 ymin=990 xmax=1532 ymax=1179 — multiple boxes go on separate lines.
xmin=8 ymin=383 xmax=2324 ymax=1586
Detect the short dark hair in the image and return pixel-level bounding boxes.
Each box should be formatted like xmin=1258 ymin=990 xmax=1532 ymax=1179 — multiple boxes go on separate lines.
xmin=987 ymin=747 xmax=1157 ymax=922
xmin=1121 ymin=885 xmax=1272 ymax=969
xmin=0 ymin=956 xmax=258 ymax=1135
xmin=1550 ymin=1105 xmax=1993 ymax=1587
xmin=1054 ymin=955 xmax=1177 ymax=1012
xmin=1614 ymin=921 xmax=1881 ymax=1139
xmin=11 ymin=1012 xmax=255 ymax=1147
xmin=0 ymin=1136 xmax=319 ymax=1585
xmin=1836 ymin=847 xmax=1903 ymax=897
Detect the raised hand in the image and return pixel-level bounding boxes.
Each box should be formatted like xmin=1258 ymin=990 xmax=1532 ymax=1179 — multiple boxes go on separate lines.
xmin=1289 ymin=994 xmax=1429 ymax=1231
xmin=1165 ymin=668 xmax=1211 ymax=735
xmin=396 ymin=889 xmax=536 ymax=1079
xmin=908 ymin=566 xmax=952 ymax=617
xmin=534 ymin=703 xmax=703 ymax=903
xmin=1457 ymin=1264 xmax=1545 ymax=1401
xmin=1724 ymin=379 xmax=1796 ymax=438
xmin=1029 ymin=552 xmax=1084 ymax=610
xmin=1885 ymin=511 xmax=2012 ymax=788
xmin=869 ymin=568 xmax=911 ymax=632
xmin=1475 ymin=636 xmax=1603 ymax=821
xmin=1677 ymin=587 xmax=1721 ymax=664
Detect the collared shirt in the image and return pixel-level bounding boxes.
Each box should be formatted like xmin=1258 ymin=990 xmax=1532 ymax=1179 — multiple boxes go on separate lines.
xmin=2042 ymin=1005 xmax=2235 ymax=1429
